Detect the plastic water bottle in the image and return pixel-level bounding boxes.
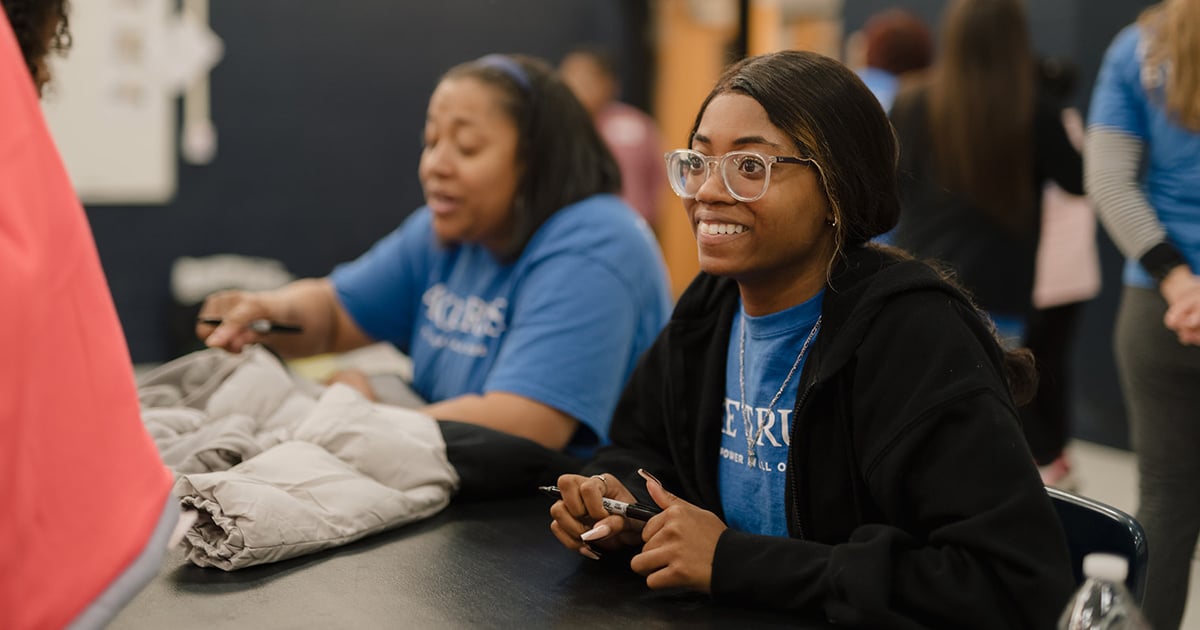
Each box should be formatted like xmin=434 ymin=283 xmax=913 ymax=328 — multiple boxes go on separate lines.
xmin=1057 ymin=553 xmax=1151 ymax=629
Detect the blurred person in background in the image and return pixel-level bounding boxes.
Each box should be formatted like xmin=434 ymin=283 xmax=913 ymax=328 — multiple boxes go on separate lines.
xmin=1087 ymin=0 xmax=1200 ymax=626
xmin=198 ymin=53 xmax=672 ymax=458
xmin=889 ymin=0 xmax=1082 ymax=347
xmin=845 ymin=6 xmax=933 ymax=247
xmin=1 ymin=1 xmax=179 ymax=627
xmin=845 ymin=7 xmax=933 ymax=113
xmin=1023 ymin=57 xmax=1102 ymax=489
xmin=559 ymin=46 xmax=666 ymax=231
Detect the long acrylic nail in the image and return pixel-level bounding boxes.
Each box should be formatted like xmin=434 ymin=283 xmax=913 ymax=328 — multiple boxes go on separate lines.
xmin=581 ymin=524 xmax=611 ymax=541
xmin=579 ymin=545 xmax=601 ymax=561
xmin=638 ymin=468 xmax=663 ymax=487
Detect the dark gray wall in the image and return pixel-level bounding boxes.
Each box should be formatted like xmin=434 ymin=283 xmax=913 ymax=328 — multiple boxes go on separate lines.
xmin=845 ymin=0 xmax=1155 ymax=450
xmin=87 ymin=0 xmax=648 ymax=363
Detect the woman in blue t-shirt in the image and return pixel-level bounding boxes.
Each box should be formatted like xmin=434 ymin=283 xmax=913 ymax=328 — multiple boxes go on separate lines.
xmin=197 ymin=54 xmax=672 ymax=455
xmin=1087 ymin=0 xmax=1200 ymax=626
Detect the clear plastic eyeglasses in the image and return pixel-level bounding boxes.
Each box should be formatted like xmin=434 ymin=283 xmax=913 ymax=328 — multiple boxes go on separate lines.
xmin=664 ymin=149 xmax=813 ymax=203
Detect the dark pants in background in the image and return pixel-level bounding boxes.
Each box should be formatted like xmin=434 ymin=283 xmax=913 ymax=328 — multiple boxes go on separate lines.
xmin=1116 ymin=286 xmax=1200 ymax=630
xmin=1022 ymin=302 xmax=1086 ymax=465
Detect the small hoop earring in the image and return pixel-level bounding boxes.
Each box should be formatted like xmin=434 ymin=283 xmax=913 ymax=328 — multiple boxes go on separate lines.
xmin=825 ymin=217 xmax=837 ymax=227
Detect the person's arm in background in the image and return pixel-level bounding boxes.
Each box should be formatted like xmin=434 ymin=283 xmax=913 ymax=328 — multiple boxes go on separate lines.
xmin=1085 ymin=24 xmax=1200 ymax=344
xmin=200 ymin=215 xmax=420 ymax=360
xmin=453 ymin=243 xmax=659 ymax=451
xmin=636 ymin=113 xmax=667 ymax=230
xmin=197 ymin=278 xmax=375 ymax=357
xmin=1086 ymin=128 xmax=1200 ymax=343
xmin=197 ymin=245 xmax=576 ymax=448
xmin=1161 ymin=266 xmax=1200 ymax=344
xmin=199 ymin=263 xmax=579 ymax=448
xmin=1062 ymin=107 xmax=1086 ymax=152
xmin=423 ymin=392 xmax=576 ymax=451
xmin=1036 ymin=95 xmax=1084 ymax=195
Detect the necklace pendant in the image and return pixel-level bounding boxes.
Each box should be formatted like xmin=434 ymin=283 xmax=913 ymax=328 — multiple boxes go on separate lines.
xmin=737 ymin=313 xmax=822 ymax=474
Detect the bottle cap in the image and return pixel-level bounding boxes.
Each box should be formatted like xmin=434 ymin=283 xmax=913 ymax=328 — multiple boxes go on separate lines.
xmin=1082 ymin=552 xmax=1129 ymax=582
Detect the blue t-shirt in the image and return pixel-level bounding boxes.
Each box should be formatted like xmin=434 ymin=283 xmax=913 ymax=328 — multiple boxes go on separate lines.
xmin=718 ymin=291 xmax=823 ymax=537
xmin=858 ymin=66 xmax=899 ymax=113
xmin=1089 ymin=24 xmax=1200 ymax=288
xmin=330 ymin=194 xmax=672 ymax=455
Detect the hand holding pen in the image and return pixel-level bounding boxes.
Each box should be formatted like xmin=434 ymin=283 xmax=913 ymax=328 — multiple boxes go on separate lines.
xmin=540 ymin=485 xmax=662 ymax=521
xmin=546 ymin=471 xmax=657 ymax=559
xmin=196 ymin=289 xmax=303 ymax=353
xmin=547 ymin=469 xmax=727 ymax=594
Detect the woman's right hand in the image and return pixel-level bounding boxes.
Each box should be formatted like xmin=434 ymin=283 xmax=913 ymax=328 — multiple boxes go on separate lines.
xmin=1161 ymin=267 xmax=1200 ymax=345
xmin=548 ymin=473 xmax=644 ymax=559
xmin=195 ymin=289 xmax=276 ymax=352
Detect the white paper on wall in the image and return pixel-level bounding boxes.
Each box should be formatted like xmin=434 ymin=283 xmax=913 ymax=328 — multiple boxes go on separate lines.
xmin=39 ymin=0 xmax=222 ymax=205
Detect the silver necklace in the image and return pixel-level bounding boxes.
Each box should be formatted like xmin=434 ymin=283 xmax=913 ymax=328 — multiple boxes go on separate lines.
xmin=738 ymin=312 xmax=822 ymax=468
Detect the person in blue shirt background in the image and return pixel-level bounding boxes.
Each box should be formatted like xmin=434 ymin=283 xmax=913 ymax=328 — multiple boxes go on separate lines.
xmin=845 ymin=6 xmax=931 ymax=248
xmin=848 ymin=7 xmax=932 ymax=113
xmin=1086 ymin=0 xmax=1200 ymax=626
xmin=197 ymin=53 xmax=672 ymax=457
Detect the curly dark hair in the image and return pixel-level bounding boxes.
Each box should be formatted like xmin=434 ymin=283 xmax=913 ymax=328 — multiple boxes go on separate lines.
xmin=1 ymin=0 xmax=71 ymax=87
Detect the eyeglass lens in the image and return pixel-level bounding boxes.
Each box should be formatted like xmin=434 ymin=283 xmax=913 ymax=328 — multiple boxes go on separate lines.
xmin=667 ymin=151 xmax=771 ymax=201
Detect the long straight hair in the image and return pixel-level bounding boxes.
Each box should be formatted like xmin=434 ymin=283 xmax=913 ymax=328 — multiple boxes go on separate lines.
xmin=1139 ymin=0 xmax=1200 ymax=130
xmin=926 ymin=0 xmax=1034 ymax=235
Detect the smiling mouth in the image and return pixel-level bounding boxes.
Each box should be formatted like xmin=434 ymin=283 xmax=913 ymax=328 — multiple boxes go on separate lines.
xmin=427 ymin=193 xmax=459 ymax=213
xmin=698 ymin=222 xmax=746 ymax=236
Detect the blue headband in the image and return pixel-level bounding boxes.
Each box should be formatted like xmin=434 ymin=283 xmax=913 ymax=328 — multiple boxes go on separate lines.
xmin=476 ymin=54 xmax=531 ymax=91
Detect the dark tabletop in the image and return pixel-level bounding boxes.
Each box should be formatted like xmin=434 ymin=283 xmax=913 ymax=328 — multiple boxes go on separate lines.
xmin=108 ymin=494 xmax=831 ymax=629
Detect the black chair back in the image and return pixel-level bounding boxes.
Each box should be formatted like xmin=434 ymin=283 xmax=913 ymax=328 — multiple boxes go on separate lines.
xmin=1046 ymin=486 xmax=1149 ymax=604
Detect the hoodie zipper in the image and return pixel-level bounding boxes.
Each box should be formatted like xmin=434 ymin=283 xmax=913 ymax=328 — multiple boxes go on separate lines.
xmin=787 ymin=378 xmax=818 ymax=541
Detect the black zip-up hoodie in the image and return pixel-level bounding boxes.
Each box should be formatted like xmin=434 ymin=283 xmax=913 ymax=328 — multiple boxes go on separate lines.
xmin=586 ymin=245 xmax=1074 ymax=629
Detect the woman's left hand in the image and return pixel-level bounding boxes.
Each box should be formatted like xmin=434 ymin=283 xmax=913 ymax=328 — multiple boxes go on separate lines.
xmin=629 ymin=470 xmax=727 ymax=594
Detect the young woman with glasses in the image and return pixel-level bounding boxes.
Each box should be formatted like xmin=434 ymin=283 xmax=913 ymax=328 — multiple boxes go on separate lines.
xmin=547 ymin=50 xmax=1074 ymax=628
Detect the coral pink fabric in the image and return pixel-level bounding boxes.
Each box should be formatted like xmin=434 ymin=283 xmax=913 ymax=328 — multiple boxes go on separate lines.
xmin=0 ymin=14 xmax=172 ymax=630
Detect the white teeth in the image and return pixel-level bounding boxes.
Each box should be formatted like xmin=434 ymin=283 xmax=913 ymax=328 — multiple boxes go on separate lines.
xmin=700 ymin=222 xmax=746 ymax=236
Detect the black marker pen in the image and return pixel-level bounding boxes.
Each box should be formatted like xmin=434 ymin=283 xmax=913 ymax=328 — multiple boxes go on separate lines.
xmin=539 ymin=485 xmax=662 ymax=521
xmin=197 ymin=318 xmax=304 ymax=334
